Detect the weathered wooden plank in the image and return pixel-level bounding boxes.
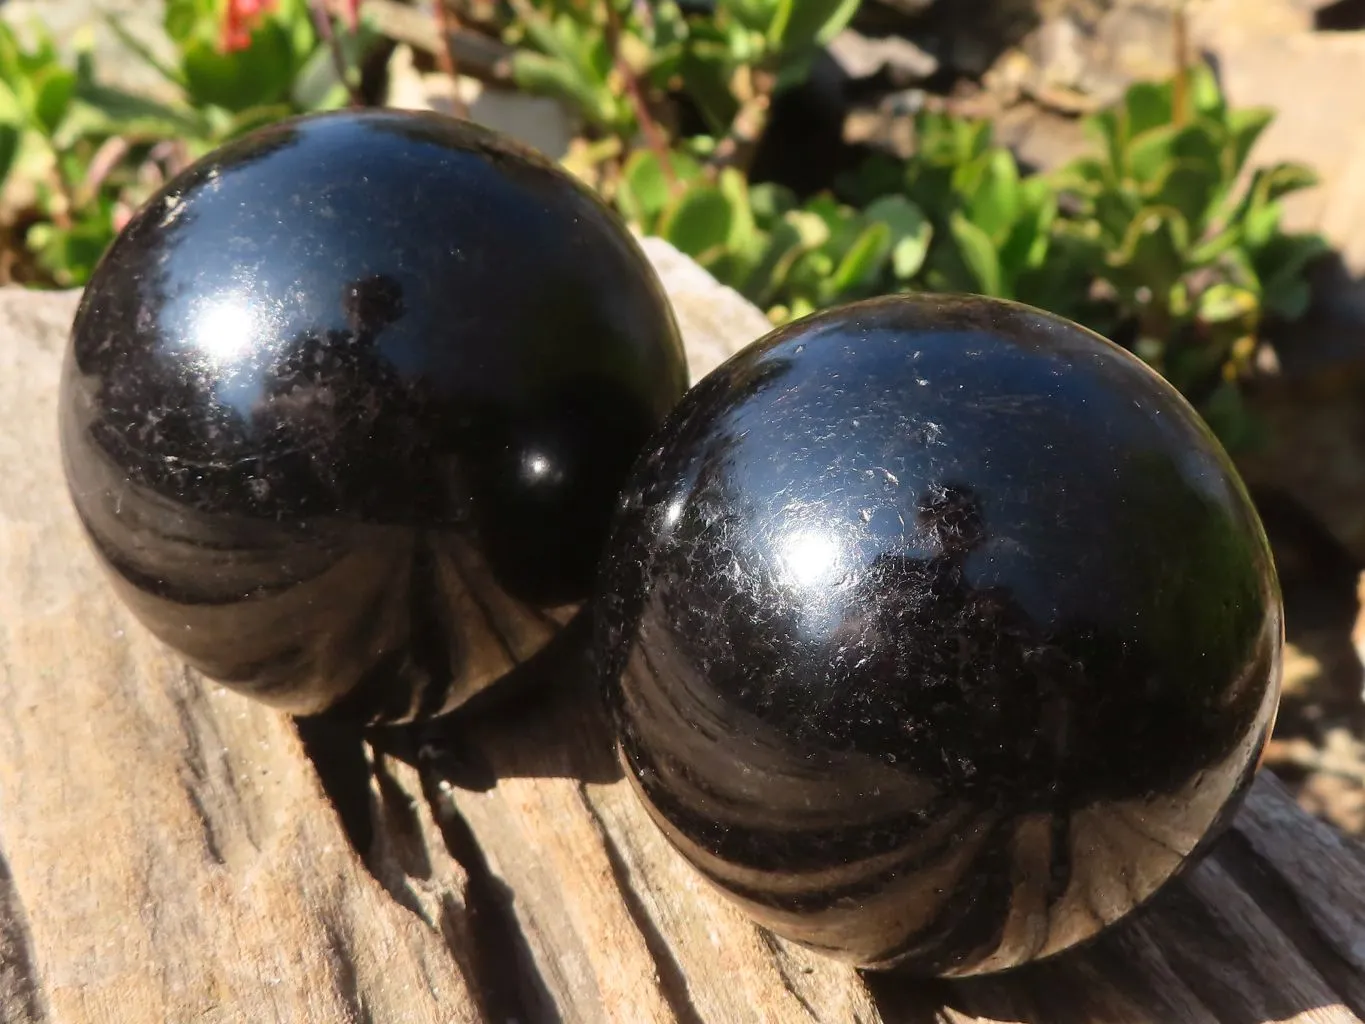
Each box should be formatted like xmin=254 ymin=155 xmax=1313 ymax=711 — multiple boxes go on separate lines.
xmin=0 ymin=290 xmax=480 ymax=1024
xmin=2 ymin=239 xmax=1364 ymax=1023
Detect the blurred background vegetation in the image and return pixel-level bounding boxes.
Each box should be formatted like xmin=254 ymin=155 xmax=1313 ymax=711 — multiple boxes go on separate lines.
xmin=0 ymin=0 xmax=1333 ymax=452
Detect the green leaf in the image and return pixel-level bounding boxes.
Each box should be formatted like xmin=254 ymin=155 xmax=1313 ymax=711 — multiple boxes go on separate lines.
xmin=953 ymin=117 xmax=994 ymax=165
xmin=825 ymin=220 xmax=892 ymax=299
xmin=180 ymin=22 xmax=296 ymax=112
xmin=583 ymin=29 xmax=615 ymax=85
xmin=748 ymin=182 xmax=797 ymax=224
xmin=1257 ymin=162 xmax=1319 ymax=204
xmin=1169 ymin=122 xmax=1223 ymax=168
xmin=679 ymin=52 xmax=738 ymax=135
xmin=660 ymin=183 xmax=733 ymax=261
xmin=1092 ymin=186 xmax=1144 ymax=245
xmin=785 ymin=209 xmax=831 ymax=249
xmin=1107 ymin=208 xmax=1189 ymax=298
xmin=0 ymin=21 xmax=22 ymax=82
xmin=719 ymin=166 xmax=763 ymax=269
xmin=517 ymin=6 xmax=583 ymax=67
xmin=1150 ymin=159 xmax=1222 ymax=235
xmin=835 ymin=151 xmax=906 ymax=206
xmin=1168 ymin=279 xmax=1191 ymax=319
xmin=1226 ymin=107 xmax=1273 ymax=181
xmin=1126 ymin=124 xmax=1180 ymax=186
xmin=31 ymin=66 xmax=76 ymax=136
xmin=1052 ymin=155 xmax=1109 ymax=197
xmin=767 ymin=0 xmax=861 ymax=51
xmin=1189 ymin=62 xmax=1226 ymax=120
xmin=0 ymin=122 xmax=20 ymax=193
xmin=963 ymin=148 xmax=1021 ymax=243
xmin=749 ymin=213 xmax=822 ymax=305
xmin=1221 ymin=244 xmax=1262 ymax=295
xmin=949 ymin=211 xmax=1002 ymax=296
xmin=1189 ymin=227 xmax=1242 ymax=266
xmin=163 ymin=0 xmax=211 ymax=45
xmin=279 ymin=0 xmax=319 ymax=64
xmin=617 ymin=149 xmax=675 ymax=229
xmin=719 ymin=0 xmax=782 ymax=34
xmin=787 ymin=248 xmax=835 ymax=296
xmin=997 ymin=182 xmax=1057 ymax=282
xmin=803 ymin=194 xmax=860 ymax=256
xmin=512 ymin=51 xmax=605 ymax=123
xmin=1255 ymin=231 xmax=1329 ymax=280
xmin=1125 ymin=80 xmax=1174 ymax=138
xmin=1241 ymin=198 xmax=1282 ymax=250
xmin=1084 ymin=108 xmax=1126 ymax=174
xmin=1197 ymin=283 xmax=1258 ymax=324
xmin=864 ymin=194 xmax=932 ymax=280
xmin=27 ymin=196 xmax=118 ymax=287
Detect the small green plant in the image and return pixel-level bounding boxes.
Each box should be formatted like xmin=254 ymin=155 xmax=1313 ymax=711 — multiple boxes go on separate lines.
xmin=0 ymin=19 xmax=141 ymax=286
xmin=0 ymin=0 xmax=368 ymax=287
xmin=1054 ymin=62 xmax=1326 ymax=444
xmin=615 ymin=147 xmax=931 ymax=323
xmin=499 ymin=0 xmax=859 ymax=190
xmin=502 ymin=0 xmax=1325 ymax=447
xmin=854 ymin=111 xmax=1102 ymax=326
xmin=104 ymin=0 xmax=370 ymax=151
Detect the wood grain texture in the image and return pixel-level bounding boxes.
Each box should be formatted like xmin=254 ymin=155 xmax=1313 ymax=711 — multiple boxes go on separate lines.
xmin=0 ymin=290 xmax=479 ymax=1024
xmin=0 ymin=238 xmax=1363 ymax=1023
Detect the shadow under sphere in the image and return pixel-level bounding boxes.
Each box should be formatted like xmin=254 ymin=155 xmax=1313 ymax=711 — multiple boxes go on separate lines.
xmin=597 ymin=295 xmax=1283 ymax=976
xmin=60 ymin=109 xmax=687 ymax=723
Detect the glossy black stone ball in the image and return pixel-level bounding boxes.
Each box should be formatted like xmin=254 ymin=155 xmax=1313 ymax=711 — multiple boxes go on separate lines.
xmin=61 ymin=109 xmax=686 ymax=723
xmin=597 ymin=295 xmax=1282 ymax=976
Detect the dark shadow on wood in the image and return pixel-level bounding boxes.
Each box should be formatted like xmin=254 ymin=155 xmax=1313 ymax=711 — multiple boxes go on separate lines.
xmin=297 ymin=701 xmax=562 ymax=1023
xmin=378 ymin=607 xmax=622 ymax=788
xmin=296 ymin=715 xmax=375 ymax=856
xmin=1316 ymin=0 xmax=1365 ymax=30
xmin=420 ymin=768 xmax=563 ymax=1024
xmin=0 ymin=848 xmax=51 ymax=1024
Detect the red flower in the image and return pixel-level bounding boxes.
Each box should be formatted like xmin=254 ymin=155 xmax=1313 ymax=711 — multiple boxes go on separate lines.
xmin=339 ymin=0 xmax=360 ymax=31
xmin=222 ymin=0 xmax=276 ymax=53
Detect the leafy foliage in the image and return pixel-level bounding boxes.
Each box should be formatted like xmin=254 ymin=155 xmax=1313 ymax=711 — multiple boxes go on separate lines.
xmin=0 ymin=0 xmax=365 ymax=286
xmin=0 ymin=0 xmax=1331 ymax=448
xmin=500 ymin=2 xmax=1325 ymax=447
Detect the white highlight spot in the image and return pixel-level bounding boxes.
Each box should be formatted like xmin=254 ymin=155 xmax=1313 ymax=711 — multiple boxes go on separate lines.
xmin=662 ymin=497 xmax=685 ymax=528
xmin=781 ymin=529 xmax=842 ymax=588
xmin=192 ymin=300 xmax=254 ymax=364
xmin=519 ymin=448 xmax=566 ymax=487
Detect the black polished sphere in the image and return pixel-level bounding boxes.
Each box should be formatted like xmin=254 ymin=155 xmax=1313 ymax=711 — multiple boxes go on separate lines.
xmin=597 ymin=295 xmax=1282 ymax=976
xmin=61 ymin=109 xmax=686 ymax=723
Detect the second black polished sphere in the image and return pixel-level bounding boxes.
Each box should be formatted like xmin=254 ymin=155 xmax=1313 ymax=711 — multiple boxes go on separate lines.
xmin=61 ymin=109 xmax=686 ymax=723
xmin=597 ymin=295 xmax=1282 ymax=976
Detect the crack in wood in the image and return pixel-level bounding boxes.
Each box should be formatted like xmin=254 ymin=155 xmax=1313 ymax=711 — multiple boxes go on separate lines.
xmin=421 ymin=761 xmax=560 ymax=1024
xmin=1215 ymin=828 xmax=1365 ymax=1016
xmin=579 ymin=783 xmax=708 ymax=1024
xmin=756 ymin=929 xmax=829 ymax=1023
